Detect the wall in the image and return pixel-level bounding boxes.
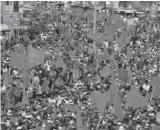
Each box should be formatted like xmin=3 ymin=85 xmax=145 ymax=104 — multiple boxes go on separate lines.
xmin=1 ymin=1 xmax=24 ymax=39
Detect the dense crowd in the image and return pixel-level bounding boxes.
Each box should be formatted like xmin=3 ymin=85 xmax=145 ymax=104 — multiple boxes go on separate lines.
xmin=1 ymin=5 xmax=160 ymax=130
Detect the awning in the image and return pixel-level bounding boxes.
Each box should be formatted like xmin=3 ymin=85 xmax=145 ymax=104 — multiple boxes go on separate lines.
xmin=135 ymin=11 xmax=145 ymax=14
xmin=0 ymin=24 xmax=10 ymax=32
xmin=125 ymin=10 xmax=134 ymax=13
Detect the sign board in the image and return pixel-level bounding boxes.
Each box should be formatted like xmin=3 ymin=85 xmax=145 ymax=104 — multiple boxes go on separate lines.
xmin=23 ymin=18 xmax=30 ymax=21
xmin=11 ymin=18 xmax=20 ymax=25
xmin=11 ymin=26 xmax=28 ymax=30
xmin=12 ymin=13 xmax=19 ymax=18
xmin=4 ymin=12 xmax=21 ymax=25
xmin=11 ymin=13 xmax=20 ymax=24
xmin=5 ymin=12 xmax=10 ymax=21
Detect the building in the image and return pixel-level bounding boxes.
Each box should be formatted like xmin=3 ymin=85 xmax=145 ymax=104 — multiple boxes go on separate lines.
xmin=1 ymin=1 xmax=34 ymax=41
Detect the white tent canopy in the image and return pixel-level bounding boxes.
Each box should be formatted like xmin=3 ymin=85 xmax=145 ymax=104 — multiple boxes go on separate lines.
xmin=0 ymin=24 xmax=10 ymax=32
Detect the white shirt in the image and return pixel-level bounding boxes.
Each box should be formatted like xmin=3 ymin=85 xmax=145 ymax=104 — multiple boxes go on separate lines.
xmin=104 ymin=41 xmax=109 ymax=48
xmin=114 ymin=44 xmax=119 ymax=51
xmin=143 ymin=84 xmax=150 ymax=91
xmin=156 ymin=112 xmax=160 ymax=123
xmin=44 ymin=63 xmax=51 ymax=71
xmin=0 ymin=86 xmax=6 ymax=92
xmin=2 ymin=68 xmax=8 ymax=73
xmin=48 ymin=98 xmax=56 ymax=104
xmin=136 ymin=125 xmax=141 ymax=130
xmin=34 ymin=76 xmax=39 ymax=83
xmin=119 ymin=126 xmax=125 ymax=130
xmin=13 ymin=70 xmax=18 ymax=76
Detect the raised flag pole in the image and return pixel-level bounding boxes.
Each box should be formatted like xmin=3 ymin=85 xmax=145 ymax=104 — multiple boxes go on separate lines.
xmin=147 ymin=86 xmax=156 ymax=108
xmin=93 ymin=1 xmax=97 ymax=55
xmin=93 ymin=1 xmax=96 ymax=35
xmin=96 ymin=114 xmax=104 ymax=130
xmin=96 ymin=103 xmax=108 ymax=130
xmin=93 ymin=1 xmax=99 ymax=70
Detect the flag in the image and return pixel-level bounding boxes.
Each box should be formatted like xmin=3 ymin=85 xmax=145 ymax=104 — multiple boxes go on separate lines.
xmin=22 ymin=91 xmax=29 ymax=105
xmin=107 ymin=12 xmax=112 ymax=25
xmin=117 ymin=70 xmax=129 ymax=82
xmin=127 ymin=26 xmax=134 ymax=37
xmin=149 ymin=77 xmax=160 ymax=97
xmin=87 ymin=10 xmax=93 ymax=23
xmin=87 ymin=31 xmax=96 ymax=40
xmin=76 ymin=107 xmax=89 ymax=130
xmin=113 ymin=95 xmax=125 ymax=120
xmin=76 ymin=108 xmax=83 ymax=130
xmin=17 ymin=44 xmax=25 ymax=54
xmin=41 ymin=79 xmax=50 ymax=93
xmin=156 ymin=112 xmax=160 ymax=123
xmin=61 ymin=104 xmax=77 ymax=113
xmin=107 ymin=80 xmax=118 ymax=105
xmin=23 ymin=34 xmax=30 ymax=42
xmin=51 ymin=109 xmax=57 ymax=124
xmin=112 ymin=57 xmax=118 ymax=68
xmin=116 ymin=32 xmax=127 ymax=49
xmin=14 ymin=87 xmax=22 ymax=97
xmin=142 ymin=32 xmax=148 ymax=39
xmin=69 ymin=50 xmax=76 ymax=60
xmin=3 ymin=73 xmax=8 ymax=87
xmin=126 ymin=90 xmax=149 ymax=109
xmin=127 ymin=67 xmax=132 ymax=82
xmin=23 ymin=70 xmax=29 ymax=89
xmin=90 ymin=91 xmax=108 ymax=114
xmin=56 ymin=56 xmax=66 ymax=71
xmin=28 ymin=46 xmax=46 ymax=68
xmin=130 ymin=83 xmax=140 ymax=94
xmin=110 ymin=51 xmax=118 ymax=67
xmin=100 ymin=65 xmax=111 ymax=77
xmin=104 ymin=82 xmax=117 ymax=106
xmin=153 ymin=87 xmax=160 ymax=97
xmin=152 ymin=126 xmax=160 ymax=130
xmin=105 ymin=25 xmax=114 ymax=42
xmin=96 ymin=34 xmax=106 ymax=45
xmin=10 ymin=51 xmax=28 ymax=70
xmin=111 ymin=80 xmax=118 ymax=96
xmin=149 ymin=77 xmax=160 ymax=89
xmin=124 ymin=21 xmax=128 ymax=31
xmin=102 ymin=46 xmax=112 ymax=61
xmin=55 ymin=49 xmax=62 ymax=67
xmin=61 ymin=58 xmax=67 ymax=72
xmin=127 ymin=49 xmax=133 ymax=60
xmin=5 ymin=89 xmax=11 ymax=110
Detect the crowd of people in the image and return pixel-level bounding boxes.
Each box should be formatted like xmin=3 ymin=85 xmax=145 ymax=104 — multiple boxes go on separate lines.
xmin=1 ymin=3 xmax=160 ymax=130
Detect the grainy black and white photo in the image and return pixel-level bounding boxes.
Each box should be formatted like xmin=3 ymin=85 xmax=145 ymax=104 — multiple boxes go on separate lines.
xmin=1 ymin=1 xmax=160 ymax=130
